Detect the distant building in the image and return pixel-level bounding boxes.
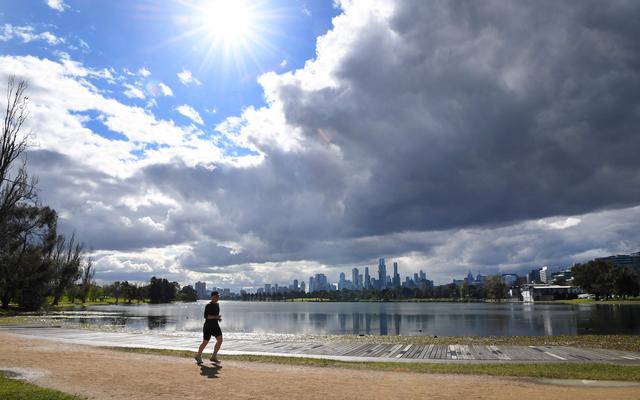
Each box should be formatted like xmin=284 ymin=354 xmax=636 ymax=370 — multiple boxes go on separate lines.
xmin=527 ymin=268 xmax=542 ymax=284
xmin=309 ymin=273 xmax=331 ymax=293
xmin=352 ymin=268 xmax=360 ymax=290
xmin=596 ymin=252 xmax=640 ymax=270
xmin=364 ymin=267 xmax=371 ymax=290
xmin=378 ymin=258 xmax=387 ymax=290
xmin=300 ymin=281 xmax=306 ymax=293
xmin=338 ymin=272 xmax=347 ymax=290
xmin=195 ymin=281 xmax=207 ymax=299
xmin=392 ymin=262 xmax=401 ymax=288
xmin=522 ymin=285 xmax=581 ymax=302
xmin=539 ymin=266 xmax=549 ymax=284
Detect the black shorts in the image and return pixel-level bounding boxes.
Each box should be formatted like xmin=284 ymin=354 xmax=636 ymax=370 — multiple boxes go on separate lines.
xmin=203 ymin=322 xmax=222 ymax=341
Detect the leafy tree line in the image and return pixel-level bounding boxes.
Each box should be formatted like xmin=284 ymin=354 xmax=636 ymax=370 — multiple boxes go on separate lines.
xmin=240 ymin=275 xmax=509 ymax=302
xmin=572 ymin=259 xmax=640 ymax=300
xmin=97 ymin=277 xmax=198 ymax=304
xmin=0 ymin=78 xmax=93 ymax=311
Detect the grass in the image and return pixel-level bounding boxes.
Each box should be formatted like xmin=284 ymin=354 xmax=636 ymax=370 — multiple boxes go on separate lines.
xmin=0 ymin=373 xmax=84 ymax=400
xmin=106 ymin=346 xmax=640 ymax=382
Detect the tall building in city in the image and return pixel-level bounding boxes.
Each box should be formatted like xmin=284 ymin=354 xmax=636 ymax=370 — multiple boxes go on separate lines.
xmin=539 ymin=266 xmax=549 ymax=284
xmin=293 ymin=279 xmax=299 ymax=291
xmin=419 ymin=270 xmax=426 ymax=281
xmin=352 ymin=268 xmax=360 ymax=290
xmin=300 ymin=281 xmax=306 ymax=293
xmin=309 ymin=273 xmax=330 ymax=293
xmin=364 ymin=267 xmax=371 ymax=290
xmin=378 ymin=258 xmax=387 ymax=290
xmin=392 ymin=262 xmax=400 ymax=288
xmin=265 ymin=283 xmax=271 ymax=294
xmin=195 ymin=281 xmax=207 ymax=299
xmin=527 ymin=268 xmax=541 ymax=284
xmin=338 ymin=272 xmax=347 ymax=290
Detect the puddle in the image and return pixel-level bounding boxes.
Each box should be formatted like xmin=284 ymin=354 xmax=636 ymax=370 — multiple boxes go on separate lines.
xmin=0 ymin=367 xmax=47 ymax=382
xmin=534 ymin=378 xmax=640 ymax=388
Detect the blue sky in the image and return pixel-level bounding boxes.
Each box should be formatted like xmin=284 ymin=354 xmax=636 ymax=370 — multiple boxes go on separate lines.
xmin=1 ymin=0 xmax=338 ymax=144
xmin=1 ymin=1 xmax=640 ymax=290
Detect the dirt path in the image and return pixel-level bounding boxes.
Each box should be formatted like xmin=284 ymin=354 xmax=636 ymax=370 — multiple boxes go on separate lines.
xmin=0 ymin=331 xmax=638 ymax=400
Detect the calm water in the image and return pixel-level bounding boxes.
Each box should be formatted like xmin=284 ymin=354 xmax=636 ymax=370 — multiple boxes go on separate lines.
xmin=43 ymin=301 xmax=640 ymax=337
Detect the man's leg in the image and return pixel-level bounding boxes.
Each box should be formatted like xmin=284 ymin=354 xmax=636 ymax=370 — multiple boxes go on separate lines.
xmin=212 ymin=335 xmax=223 ymax=359
xmin=196 ymin=340 xmax=209 ymax=362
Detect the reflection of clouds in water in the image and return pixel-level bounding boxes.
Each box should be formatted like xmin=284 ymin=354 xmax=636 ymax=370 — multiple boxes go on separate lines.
xmin=39 ymin=302 xmax=640 ymax=336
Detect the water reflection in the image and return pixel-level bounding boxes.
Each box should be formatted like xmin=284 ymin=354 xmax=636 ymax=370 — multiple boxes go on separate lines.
xmin=42 ymin=301 xmax=640 ymax=337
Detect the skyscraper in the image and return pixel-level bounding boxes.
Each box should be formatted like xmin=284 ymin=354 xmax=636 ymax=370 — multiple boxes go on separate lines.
xmin=364 ymin=267 xmax=371 ymax=290
xmin=352 ymin=268 xmax=360 ymax=290
xmin=378 ymin=258 xmax=387 ymax=290
xmin=338 ymin=272 xmax=347 ymax=290
xmin=392 ymin=262 xmax=400 ymax=288
xmin=195 ymin=281 xmax=207 ymax=299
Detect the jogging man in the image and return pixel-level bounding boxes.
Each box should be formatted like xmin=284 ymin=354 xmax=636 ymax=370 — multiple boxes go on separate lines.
xmin=195 ymin=291 xmax=223 ymax=364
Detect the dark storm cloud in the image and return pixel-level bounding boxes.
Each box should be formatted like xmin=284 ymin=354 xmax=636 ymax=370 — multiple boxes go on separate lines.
xmin=272 ymin=0 xmax=640 ymax=236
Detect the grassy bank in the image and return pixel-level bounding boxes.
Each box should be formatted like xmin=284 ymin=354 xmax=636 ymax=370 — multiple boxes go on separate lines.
xmin=107 ymin=347 xmax=640 ymax=382
xmin=0 ymin=373 xmax=83 ymax=400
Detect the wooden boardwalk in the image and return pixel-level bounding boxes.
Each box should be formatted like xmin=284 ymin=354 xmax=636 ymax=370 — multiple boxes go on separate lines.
xmin=2 ymin=326 xmax=640 ymax=364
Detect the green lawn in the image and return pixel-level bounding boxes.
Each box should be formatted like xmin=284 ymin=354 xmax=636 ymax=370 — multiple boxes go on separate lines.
xmin=107 ymin=347 xmax=640 ymax=382
xmin=0 ymin=373 xmax=83 ymax=400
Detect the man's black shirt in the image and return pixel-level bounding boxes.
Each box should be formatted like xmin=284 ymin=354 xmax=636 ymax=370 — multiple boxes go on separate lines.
xmin=204 ymin=302 xmax=220 ymax=320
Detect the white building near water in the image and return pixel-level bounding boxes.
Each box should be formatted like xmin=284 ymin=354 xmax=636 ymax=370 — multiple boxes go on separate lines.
xmin=522 ymin=285 xmax=582 ymax=302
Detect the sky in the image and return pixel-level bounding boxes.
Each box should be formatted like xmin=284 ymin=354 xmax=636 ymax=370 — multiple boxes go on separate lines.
xmin=1 ymin=0 xmax=639 ymax=290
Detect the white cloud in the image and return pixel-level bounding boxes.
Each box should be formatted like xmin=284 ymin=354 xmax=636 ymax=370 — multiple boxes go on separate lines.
xmin=46 ymin=0 xmax=67 ymax=12
xmin=123 ymin=83 xmax=145 ymax=99
xmin=0 ymin=54 xmax=233 ymax=178
xmin=138 ymin=67 xmax=151 ymax=77
xmin=158 ymin=82 xmax=173 ymax=96
xmin=538 ymin=217 xmax=582 ymax=230
xmin=176 ymin=104 xmax=204 ymax=125
xmin=0 ymin=24 xmax=64 ymax=45
xmin=177 ymin=68 xmax=202 ymax=86
xmin=280 ymin=59 xmax=287 ymax=68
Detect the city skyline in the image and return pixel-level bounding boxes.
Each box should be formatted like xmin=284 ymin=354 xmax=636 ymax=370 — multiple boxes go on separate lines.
xmin=1 ymin=1 xmax=640 ymax=288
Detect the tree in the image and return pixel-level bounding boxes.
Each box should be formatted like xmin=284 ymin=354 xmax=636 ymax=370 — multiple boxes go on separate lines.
xmin=6 ymin=206 xmax=58 ymax=310
xmin=0 ymin=77 xmax=39 ymax=309
xmin=177 ymin=285 xmax=198 ymax=302
xmin=485 ymin=275 xmax=507 ymax=301
xmin=79 ymin=257 xmax=95 ymax=303
xmin=0 ymin=77 xmax=37 ymax=225
xmin=50 ymin=233 xmax=83 ymax=306
xmin=572 ymin=260 xmax=615 ymax=300
xmin=147 ymin=277 xmax=178 ymax=303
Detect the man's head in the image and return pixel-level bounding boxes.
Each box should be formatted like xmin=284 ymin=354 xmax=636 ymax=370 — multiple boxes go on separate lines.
xmin=211 ymin=291 xmax=220 ymax=302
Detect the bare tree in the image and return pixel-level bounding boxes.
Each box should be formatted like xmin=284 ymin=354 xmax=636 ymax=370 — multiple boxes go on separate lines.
xmin=0 ymin=76 xmax=37 ymax=225
xmin=80 ymin=257 xmax=95 ymax=303
xmin=49 ymin=233 xmax=83 ymax=306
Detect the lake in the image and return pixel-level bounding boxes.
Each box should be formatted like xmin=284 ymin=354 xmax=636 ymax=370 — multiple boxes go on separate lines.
xmin=42 ymin=301 xmax=640 ymax=337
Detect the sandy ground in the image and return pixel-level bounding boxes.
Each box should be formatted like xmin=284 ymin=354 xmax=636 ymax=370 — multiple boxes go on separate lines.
xmin=0 ymin=332 xmax=639 ymax=400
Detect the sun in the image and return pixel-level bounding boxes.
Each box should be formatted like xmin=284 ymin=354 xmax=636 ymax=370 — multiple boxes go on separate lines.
xmin=199 ymin=0 xmax=256 ymax=47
